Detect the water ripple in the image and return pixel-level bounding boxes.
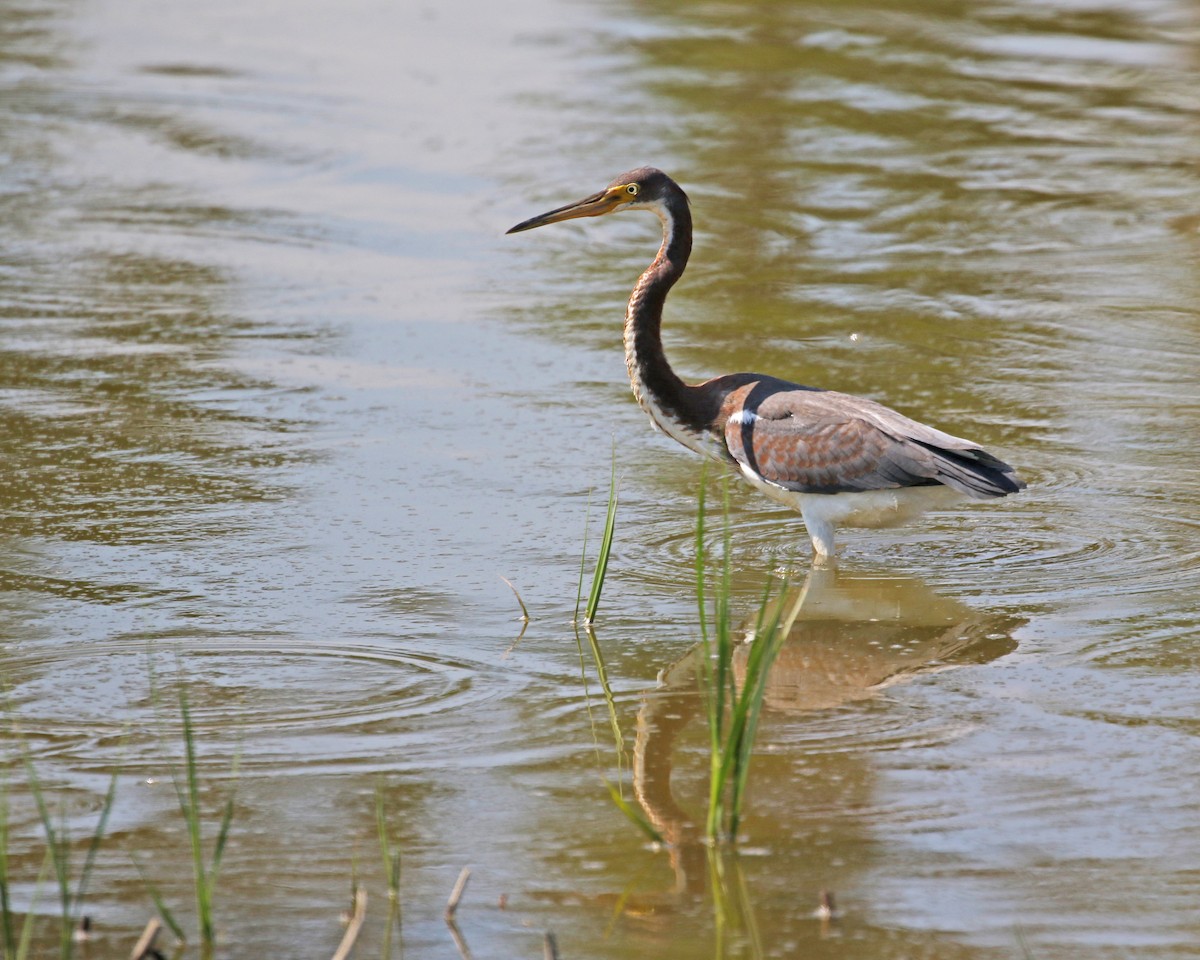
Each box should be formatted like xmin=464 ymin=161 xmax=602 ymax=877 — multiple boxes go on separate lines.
xmin=4 ymin=638 xmax=522 ymax=773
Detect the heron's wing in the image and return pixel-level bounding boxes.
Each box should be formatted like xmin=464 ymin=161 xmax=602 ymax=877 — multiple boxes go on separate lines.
xmin=718 ymin=380 xmax=1023 ymax=498
xmin=723 ymin=405 xmax=933 ymax=493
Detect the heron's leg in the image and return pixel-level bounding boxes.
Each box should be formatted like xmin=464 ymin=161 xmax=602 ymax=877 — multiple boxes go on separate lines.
xmin=799 ymin=503 xmax=836 ymax=561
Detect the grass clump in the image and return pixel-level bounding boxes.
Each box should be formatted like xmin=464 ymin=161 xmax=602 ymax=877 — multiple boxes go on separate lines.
xmin=574 ymin=455 xmax=666 ymax=843
xmin=694 ymin=476 xmax=789 ymax=844
xmin=175 ymin=683 xmax=237 ymax=949
xmin=577 ymin=467 xmax=791 ymax=848
xmin=707 ymin=846 xmax=764 ymax=959
xmin=375 ymin=782 xmax=402 ymax=903
xmin=134 ymin=677 xmax=239 ymax=954
xmin=375 ymin=780 xmax=404 ymax=957
xmin=1 ymin=725 xmax=119 ymax=960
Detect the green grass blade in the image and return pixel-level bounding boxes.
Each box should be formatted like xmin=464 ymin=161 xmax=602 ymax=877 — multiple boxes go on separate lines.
xmin=705 ymin=477 xmax=741 ymax=841
xmin=130 ymin=854 xmax=186 ymax=944
xmin=375 ymin=783 xmax=402 ymax=898
xmin=374 ymin=782 xmax=388 ymax=872
xmin=71 ymin=763 xmax=120 ymax=928
xmin=381 ymin=893 xmax=402 ymax=960
xmin=584 ymin=455 xmax=620 ymax=624
xmin=1 ymin=772 xmax=14 ymax=959
xmin=706 ymin=847 xmax=730 ymax=960
xmin=694 ymin=466 xmax=709 ymax=649
xmin=694 ymin=476 xmax=728 ymax=841
xmin=208 ymin=749 xmax=240 ymax=892
xmin=693 ymin=480 xmax=715 ymax=712
xmin=583 ymin=626 xmax=626 ymax=762
xmin=573 ymin=625 xmax=607 ymax=774
xmin=727 ymin=705 xmax=763 ymax=838
xmin=716 ymin=478 xmax=734 ymax=731
xmin=177 ymin=686 xmax=211 ymax=939
xmin=602 ymin=780 xmax=665 ymax=845
xmin=574 ymin=488 xmax=594 ymax=624
xmin=15 ymin=849 xmax=53 ymax=960
xmin=731 ymin=850 xmax=764 ymax=959
xmin=208 ymin=794 xmax=235 ymax=889
xmin=578 ymin=616 xmax=647 ymax=836
xmin=727 ymin=578 xmax=789 ymax=838
xmin=19 ymin=753 xmax=73 ymax=955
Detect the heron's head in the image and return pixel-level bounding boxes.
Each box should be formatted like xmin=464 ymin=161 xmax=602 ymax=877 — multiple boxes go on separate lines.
xmin=506 ymin=167 xmax=683 ymax=234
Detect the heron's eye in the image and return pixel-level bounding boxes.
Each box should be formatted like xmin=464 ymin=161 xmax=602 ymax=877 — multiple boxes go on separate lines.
xmin=626 ymin=184 xmax=639 ymax=196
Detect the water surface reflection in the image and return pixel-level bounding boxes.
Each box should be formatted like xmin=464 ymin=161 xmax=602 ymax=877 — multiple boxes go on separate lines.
xmin=549 ymin=569 xmax=1019 ymax=955
xmin=634 ymin=568 xmax=1017 ymax=871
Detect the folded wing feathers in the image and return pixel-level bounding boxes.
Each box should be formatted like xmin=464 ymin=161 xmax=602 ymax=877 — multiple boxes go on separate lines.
xmin=722 ymin=382 xmax=1024 ymax=499
xmin=860 ymin=401 xmax=1025 ymax=499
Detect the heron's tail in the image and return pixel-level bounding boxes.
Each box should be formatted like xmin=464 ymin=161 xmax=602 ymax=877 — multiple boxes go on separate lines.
xmin=913 ymin=440 xmax=1026 ymax=499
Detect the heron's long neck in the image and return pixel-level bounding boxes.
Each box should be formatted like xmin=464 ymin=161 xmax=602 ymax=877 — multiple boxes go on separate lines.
xmin=624 ymin=197 xmax=713 ymax=449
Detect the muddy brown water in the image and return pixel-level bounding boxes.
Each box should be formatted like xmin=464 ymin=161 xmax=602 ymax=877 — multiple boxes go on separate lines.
xmin=2 ymin=0 xmax=1199 ymax=957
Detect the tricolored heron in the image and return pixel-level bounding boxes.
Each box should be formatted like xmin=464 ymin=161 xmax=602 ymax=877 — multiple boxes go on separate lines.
xmin=507 ymin=167 xmax=1024 ymax=558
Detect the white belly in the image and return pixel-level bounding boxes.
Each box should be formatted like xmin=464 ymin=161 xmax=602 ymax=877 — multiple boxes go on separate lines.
xmin=795 ymin=485 xmax=961 ymax=530
xmin=738 ymin=467 xmax=963 ymax=556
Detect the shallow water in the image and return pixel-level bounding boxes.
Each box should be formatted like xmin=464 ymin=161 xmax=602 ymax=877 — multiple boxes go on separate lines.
xmin=2 ymin=0 xmax=1199 ymax=956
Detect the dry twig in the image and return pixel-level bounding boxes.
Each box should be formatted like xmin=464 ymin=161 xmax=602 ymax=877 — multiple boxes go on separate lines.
xmin=129 ymin=918 xmax=162 ymax=960
xmin=444 ymin=866 xmax=471 ymax=919
xmin=498 ymin=575 xmax=531 ymax=622
xmin=331 ymin=885 xmax=368 ymax=960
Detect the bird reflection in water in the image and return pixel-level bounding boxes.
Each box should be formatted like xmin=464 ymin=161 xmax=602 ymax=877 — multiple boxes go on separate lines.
xmin=609 ymin=567 xmax=1019 ymax=937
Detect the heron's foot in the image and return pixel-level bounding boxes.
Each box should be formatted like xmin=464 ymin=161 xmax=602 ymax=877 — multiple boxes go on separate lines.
xmin=811 ymin=549 xmax=838 ymax=570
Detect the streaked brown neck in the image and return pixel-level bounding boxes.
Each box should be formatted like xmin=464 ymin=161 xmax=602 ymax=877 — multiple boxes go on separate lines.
xmin=623 ymin=193 xmax=718 ymax=448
